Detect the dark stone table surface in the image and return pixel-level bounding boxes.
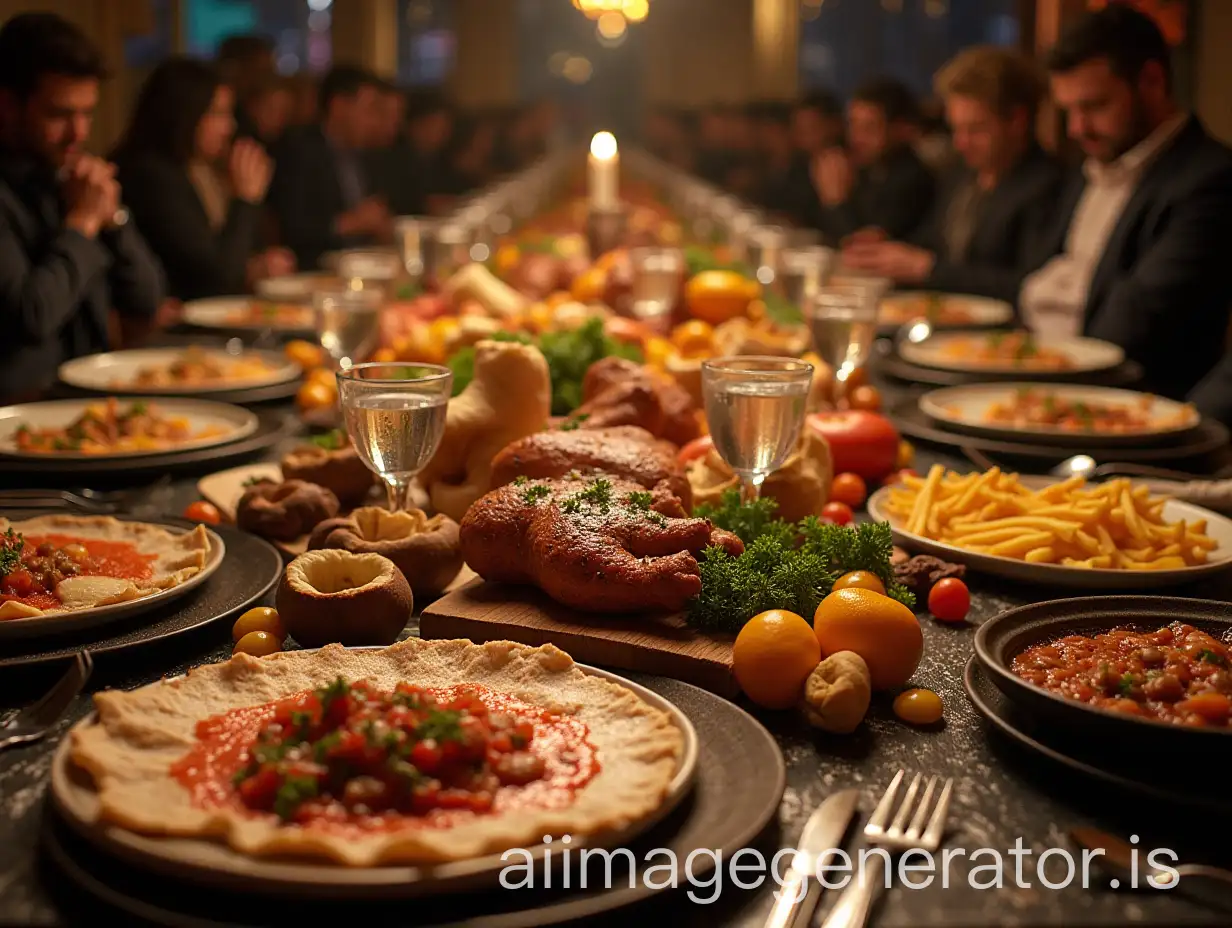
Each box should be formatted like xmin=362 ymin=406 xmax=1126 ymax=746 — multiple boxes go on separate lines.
xmin=1 ymin=361 xmax=1230 ymax=927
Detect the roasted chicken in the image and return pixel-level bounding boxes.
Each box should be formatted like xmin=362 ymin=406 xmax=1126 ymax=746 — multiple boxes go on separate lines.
xmin=489 ymin=425 xmax=693 ymax=510
xmin=459 ymin=475 xmax=742 ymax=613
xmin=572 ymin=357 xmax=702 ymax=447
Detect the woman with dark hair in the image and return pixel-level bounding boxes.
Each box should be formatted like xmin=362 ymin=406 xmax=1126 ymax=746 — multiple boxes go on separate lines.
xmin=114 ymin=56 xmax=292 ymax=300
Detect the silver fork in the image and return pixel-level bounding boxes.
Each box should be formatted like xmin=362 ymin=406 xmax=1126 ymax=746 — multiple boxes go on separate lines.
xmin=820 ymin=771 xmax=954 ymax=928
xmin=0 ymin=651 xmax=93 ymax=752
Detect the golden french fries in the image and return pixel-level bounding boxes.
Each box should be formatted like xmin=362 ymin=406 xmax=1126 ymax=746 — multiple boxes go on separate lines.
xmin=884 ymin=465 xmax=1218 ymax=570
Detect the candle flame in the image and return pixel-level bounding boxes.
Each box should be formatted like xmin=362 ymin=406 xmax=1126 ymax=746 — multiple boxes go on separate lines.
xmin=590 ymin=131 xmax=618 ymax=160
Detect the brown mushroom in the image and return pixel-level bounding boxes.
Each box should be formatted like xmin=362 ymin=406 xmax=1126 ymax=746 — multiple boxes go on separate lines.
xmin=281 ymin=443 xmax=375 ymax=507
xmin=276 ymin=549 xmax=413 ymax=647
xmin=307 ymin=506 xmax=463 ymax=597
xmin=236 ymin=480 xmax=340 ymax=541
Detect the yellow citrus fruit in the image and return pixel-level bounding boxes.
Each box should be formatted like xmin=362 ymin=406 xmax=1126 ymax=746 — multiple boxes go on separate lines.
xmin=670 ymin=319 xmax=715 ymax=358
xmin=570 ymin=265 xmax=608 ymax=303
xmin=643 ymin=335 xmax=675 ymax=369
xmin=733 ymin=609 xmax=822 ymax=710
xmin=526 ymin=302 xmax=554 ymax=333
xmin=296 ymin=379 xmax=337 ymax=412
xmin=232 ymin=606 xmax=284 ymax=642
xmin=545 ymin=290 xmax=574 ymax=309
xmin=685 ymin=270 xmax=759 ymax=326
xmin=813 ymin=588 xmax=922 ymax=691
xmin=234 ymin=630 xmax=281 ymax=657
xmin=894 ymin=688 xmax=943 ymax=725
xmin=285 ymin=339 xmax=324 ymax=370
xmin=495 ymin=244 xmax=520 ymax=276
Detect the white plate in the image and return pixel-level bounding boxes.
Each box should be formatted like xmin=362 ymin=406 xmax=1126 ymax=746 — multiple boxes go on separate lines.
xmin=58 ymin=348 xmax=301 ymax=395
xmin=253 ymin=273 xmax=341 ymax=304
xmin=918 ymin=383 xmax=1200 ymax=447
xmin=182 ymin=296 xmax=315 ymax=332
xmin=900 ymin=332 xmax=1124 ymax=374
xmin=869 ymin=482 xmax=1232 ymax=590
xmin=49 ymin=659 xmax=699 ymax=898
xmin=878 ymin=292 xmax=1013 ymax=328
xmin=0 ymin=524 xmax=225 ymax=641
xmin=0 ymin=398 xmax=259 ymax=461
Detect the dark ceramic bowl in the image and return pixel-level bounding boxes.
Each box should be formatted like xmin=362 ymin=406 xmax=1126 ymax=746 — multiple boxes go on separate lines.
xmin=974 ymin=595 xmax=1232 ymax=753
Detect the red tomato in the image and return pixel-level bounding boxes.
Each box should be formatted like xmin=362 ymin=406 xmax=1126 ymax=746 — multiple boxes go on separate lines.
xmin=807 ymin=411 xmax=900 ymax=481
xmin=677 ymin=435 xmax=714 ymax=466
xmin=830 ymin=472 xmax=867 ymax=507
xmin=821 ymin=501 xmax=853 ymax=525
xmin=929 ymin=578 xmax=971 ymax=623
xmin=183 ymin=501 xmax=221 ymax=524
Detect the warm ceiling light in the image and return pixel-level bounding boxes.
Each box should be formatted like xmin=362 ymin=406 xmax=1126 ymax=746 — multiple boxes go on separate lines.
xmin=597 ymin=10 xmax=627 ymax=38
xmin=563 ymin=56 xmax=593 ymax=83
xmin=623 ymin=0 xmax=649 ymax=22
xmin=590 ymin=131 xmax=618 ymax=160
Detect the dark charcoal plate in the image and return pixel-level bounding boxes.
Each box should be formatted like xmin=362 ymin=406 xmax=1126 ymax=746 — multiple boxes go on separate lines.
xmin=888 ymin=395 xmax=1231 ymax=465
xmin=963 ymin=656 xmax=1232 ymax=815
xmin=974 ymin=595 xmax=1232 ymax=753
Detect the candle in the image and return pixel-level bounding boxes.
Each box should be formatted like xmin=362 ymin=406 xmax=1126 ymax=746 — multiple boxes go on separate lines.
xmin=588 ymin=131 xmax=619 ymax=211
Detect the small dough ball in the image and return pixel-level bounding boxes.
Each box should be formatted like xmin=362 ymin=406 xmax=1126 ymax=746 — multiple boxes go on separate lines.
xmin=801 ymin=651 xmax=872 ymax=734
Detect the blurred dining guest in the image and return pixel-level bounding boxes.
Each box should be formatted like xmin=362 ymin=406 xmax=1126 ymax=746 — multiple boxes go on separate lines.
xmin=0 ymin=13 xmax=162 ymax=401
xmin=286 ymin=73 xmax=319 ymax=129
xmin=695 ymin=105 xmax=735 ymax=188
xmin=913 ymin=97 xmax=955 ymax=173
xmin=842 ymin=47 xmax=1063 ymax=304
xmin=788 ymin=91 xmax=843 ymax=229
xmin=753 ymin=103 xmax=799 ymax=220
xmin=812 ymin=78 xmax=936 ymax=243
xmin=115 ymin=57 xmax=293 ymax=301
xmin=216 ymin=34 xmax=275 ymax=142
xmin=268 ymin=66 xmax=389 ymax=270
xmin=444 ymin=114 xmax=497 ymax=195
xmin=406 ymin=91 xmax=456 ymax=214
xmin=236 ymin=73 xmax=293 ymax=148
xmin=1019 ymin=4 xmax=1232 ymax=399
xmin=365 ymin=81 xmax=422 ymax=217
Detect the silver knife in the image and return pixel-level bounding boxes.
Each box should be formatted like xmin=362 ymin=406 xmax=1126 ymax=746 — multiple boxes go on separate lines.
xmin=764 ymin=788 xmax=860 ymax=928
xmin=1071 ymin=827 xmax=1232 ymax=912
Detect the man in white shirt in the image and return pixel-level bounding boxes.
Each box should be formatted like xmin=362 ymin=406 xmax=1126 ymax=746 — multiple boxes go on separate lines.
xmin=1019 ymin=4 xmax=1232 ymax=399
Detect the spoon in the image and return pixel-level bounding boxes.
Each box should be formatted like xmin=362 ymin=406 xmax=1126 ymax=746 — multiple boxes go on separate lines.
xmin=1071 ymin=827 xmax=1232 ymax=912
xmin=1050 ymin=455 xmax=1208 ymax=482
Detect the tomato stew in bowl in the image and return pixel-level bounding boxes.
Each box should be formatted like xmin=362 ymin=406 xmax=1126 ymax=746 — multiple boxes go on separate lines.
xmin=974 ymin=595 xmax=1232 ymax=752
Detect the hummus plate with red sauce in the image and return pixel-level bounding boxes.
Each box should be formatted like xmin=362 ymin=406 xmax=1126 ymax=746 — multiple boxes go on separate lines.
xmin=56 ymin=639 xmax=696 ymax=893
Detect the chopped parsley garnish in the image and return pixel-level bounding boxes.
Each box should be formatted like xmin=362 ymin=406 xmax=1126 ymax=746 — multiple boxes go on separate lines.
xmin=1118 ymin=673 xmax=1141 ymax=696
xmin=560 ymin=413 xmax=590 ymax=431
xmin=512 ymin=475 xmax=530 ymax=487
xmin=415 ymin=708 xmax=463 ymax=744
xmin=0 ymin=528 xmax=25 ymax=577
xmin=273 ymin=774 xmax=319 ymax=821
xmin=624 ymin=491 xmax=653 ymax=511
xmin=310 ymin=429 xmax=346 ymax=450
xmin=521 ymin=484 xmax=550 ymax=505
xmin=1198 ymin=649 xmax=1228 ymax=667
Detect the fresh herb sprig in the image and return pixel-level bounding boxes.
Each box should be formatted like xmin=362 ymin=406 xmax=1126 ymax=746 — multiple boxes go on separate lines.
xmin=688 ymin=490 xmax=914 ymax=632
xmin=0 ymin=528 xmax=24 ymax=577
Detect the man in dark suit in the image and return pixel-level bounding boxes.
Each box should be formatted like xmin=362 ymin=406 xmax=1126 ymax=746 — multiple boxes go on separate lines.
xmin=841 ymin=47 xmax=1063 ymax=305
xmin=268 ymin=66 xmax=390 ymax=270
xmin=812 ymin=79 xmax=936 ymax=244
xmin=364 ymin=81 xmax=423 ymax=218
xmin=217 ymin=34 xmax=275 ymax=144
xmin=1019 ymin=4 xmax=1232 ymax=400
xmin=0 ymin=13 xmax=163 ymax=403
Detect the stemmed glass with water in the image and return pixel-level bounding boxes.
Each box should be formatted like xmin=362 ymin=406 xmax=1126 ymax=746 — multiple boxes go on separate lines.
xmin=804 ymin=283 xmax=883 ymax=404
xmin=312 ymin=286 xmax=383 ymax=370
xmin=628 ymin=246 xmax=684 ymax=334
xmin=701 ymin=356 xmax=813 ymax=503
xmin=336 ymin=363 xmax=452 ymax=513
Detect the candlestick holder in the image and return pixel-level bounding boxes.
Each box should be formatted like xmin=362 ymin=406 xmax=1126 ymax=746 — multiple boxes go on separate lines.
xmin=586 ymin=205 xmax=628 ymax=259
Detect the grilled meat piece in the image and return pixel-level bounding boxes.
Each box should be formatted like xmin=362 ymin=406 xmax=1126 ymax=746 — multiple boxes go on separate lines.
xmin=489 ymin=425 xmax=693 ymax=510
xmin=460 ymin=475 xmax=742 ymax=613
xmin=572 ymin=357 xmax=702 ymax=447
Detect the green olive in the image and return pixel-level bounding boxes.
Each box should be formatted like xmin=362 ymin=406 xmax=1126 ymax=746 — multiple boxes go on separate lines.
xmin=232 ymin=606 xmax=284 ymax=642
xmin=234 ymin=630 xmax=281 ymax=657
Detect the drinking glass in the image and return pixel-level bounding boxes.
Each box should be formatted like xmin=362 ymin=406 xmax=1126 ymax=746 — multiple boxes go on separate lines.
xmin=336 ymin=250 xmax=400 ymax=297
xmin=701 ymin=356 xmax=813 ymax=503
xmin=628 ymin=246 xmax=685 ymax=334
xmin=804 ymin=284 xmax=882 ymax=402
xmin=778 ymin=246 xmax=837 ymax=311
xmin=337 ymin=363 xmax=452 ymax=512
xmin=312 ymin=286 xmax=383 ymax=370
xmin=747 ymin=225 xmax=788 ymax=287
xmin=395 ymin=216 xmax=435 ymax=283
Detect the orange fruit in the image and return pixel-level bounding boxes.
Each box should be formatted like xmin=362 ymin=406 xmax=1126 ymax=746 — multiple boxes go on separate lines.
xmin=545 ymin=290 xmax=573 ymax=310
xmin=570 ymin=265 xmax=608 ymax=304
xmin=526 ymin=303 xmax=554 ymax=333
xmin=285 ymin=339 xmax=324 ymax=370
xmin=685 ymin=270 xmax=759 ymax=326
xmin=670 ymin=319 xmax=715 ymax=358
xmin=394 ymin=321 xmax=445 ymax=364
xmin=306 ymin=367 xmax=335 ymax=387
xmin=813 ymin=589 xmax=922 ymax=691
xmin=494 ymin=244 xmax=520 ymax=276
xmin=733 ymin=609 xmax=822 ymax=710
xmin=643 ymin=335 xmax=675 ymax=370
xmin=296 ymin=379 xmax=337 ymax=412
xmin=370 ymin=347 xmax=397 ymax=363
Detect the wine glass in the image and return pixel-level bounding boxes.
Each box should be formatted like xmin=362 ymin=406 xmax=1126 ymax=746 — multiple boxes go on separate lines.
xmin=336 ymin=363 xmax=453 ymax=512
xmin=804 ymin=284 xmax=882 ymax=404
xmin=778 ymin=246 xmax=837 ymax=312
xmin=628 ymin=246 xmax=684 ymax=334
xmin=701 ymin=356 xmax=813 ymax=503
xmin=312 ymin=286 xmax=383 ymax=370
xmin=336 ymin=249 xmax=401 ymax=298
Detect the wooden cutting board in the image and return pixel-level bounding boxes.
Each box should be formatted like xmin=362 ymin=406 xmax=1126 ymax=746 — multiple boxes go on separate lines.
xmin=420 ymin=579 xmax=739 ymax=697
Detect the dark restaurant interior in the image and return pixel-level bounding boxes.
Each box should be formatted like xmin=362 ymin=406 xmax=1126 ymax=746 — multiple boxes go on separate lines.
xmin=1 ymin=1 xmax=1232 ymax=927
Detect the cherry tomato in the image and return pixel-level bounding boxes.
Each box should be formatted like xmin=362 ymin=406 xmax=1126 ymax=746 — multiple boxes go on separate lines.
xmin=834 ymin=570 xmax=886 ymax=595
xmin=847 ymin=384 xmax=882 ymax=412
xmin=677 ymin=435 xmax=715 ymax=466
xmin=830 ymin=472 xmax=867 ymax=508
xmin=232 ymin=606 xmax=284 ymax=642
xmin=894 ymin=688 xmax=943 ymax=725
xmin=886 ymin=468 xmax=918 ymax=486
xmin=233 ymin=630 xmax=281 ymax=657
xmin=183 ymin=501 xmax=221 ymax=524
xmin=928 ymin=578 xmax=971 ymax=623
xmin=821 ymin=501 xmax=853 ymax=525
xmin=807 ymin=411 xmax=900 ymax=481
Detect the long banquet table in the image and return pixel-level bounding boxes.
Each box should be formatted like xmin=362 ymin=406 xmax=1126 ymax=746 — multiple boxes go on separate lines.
xmin=1 ymin=361 xmax=1230 ymax=928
